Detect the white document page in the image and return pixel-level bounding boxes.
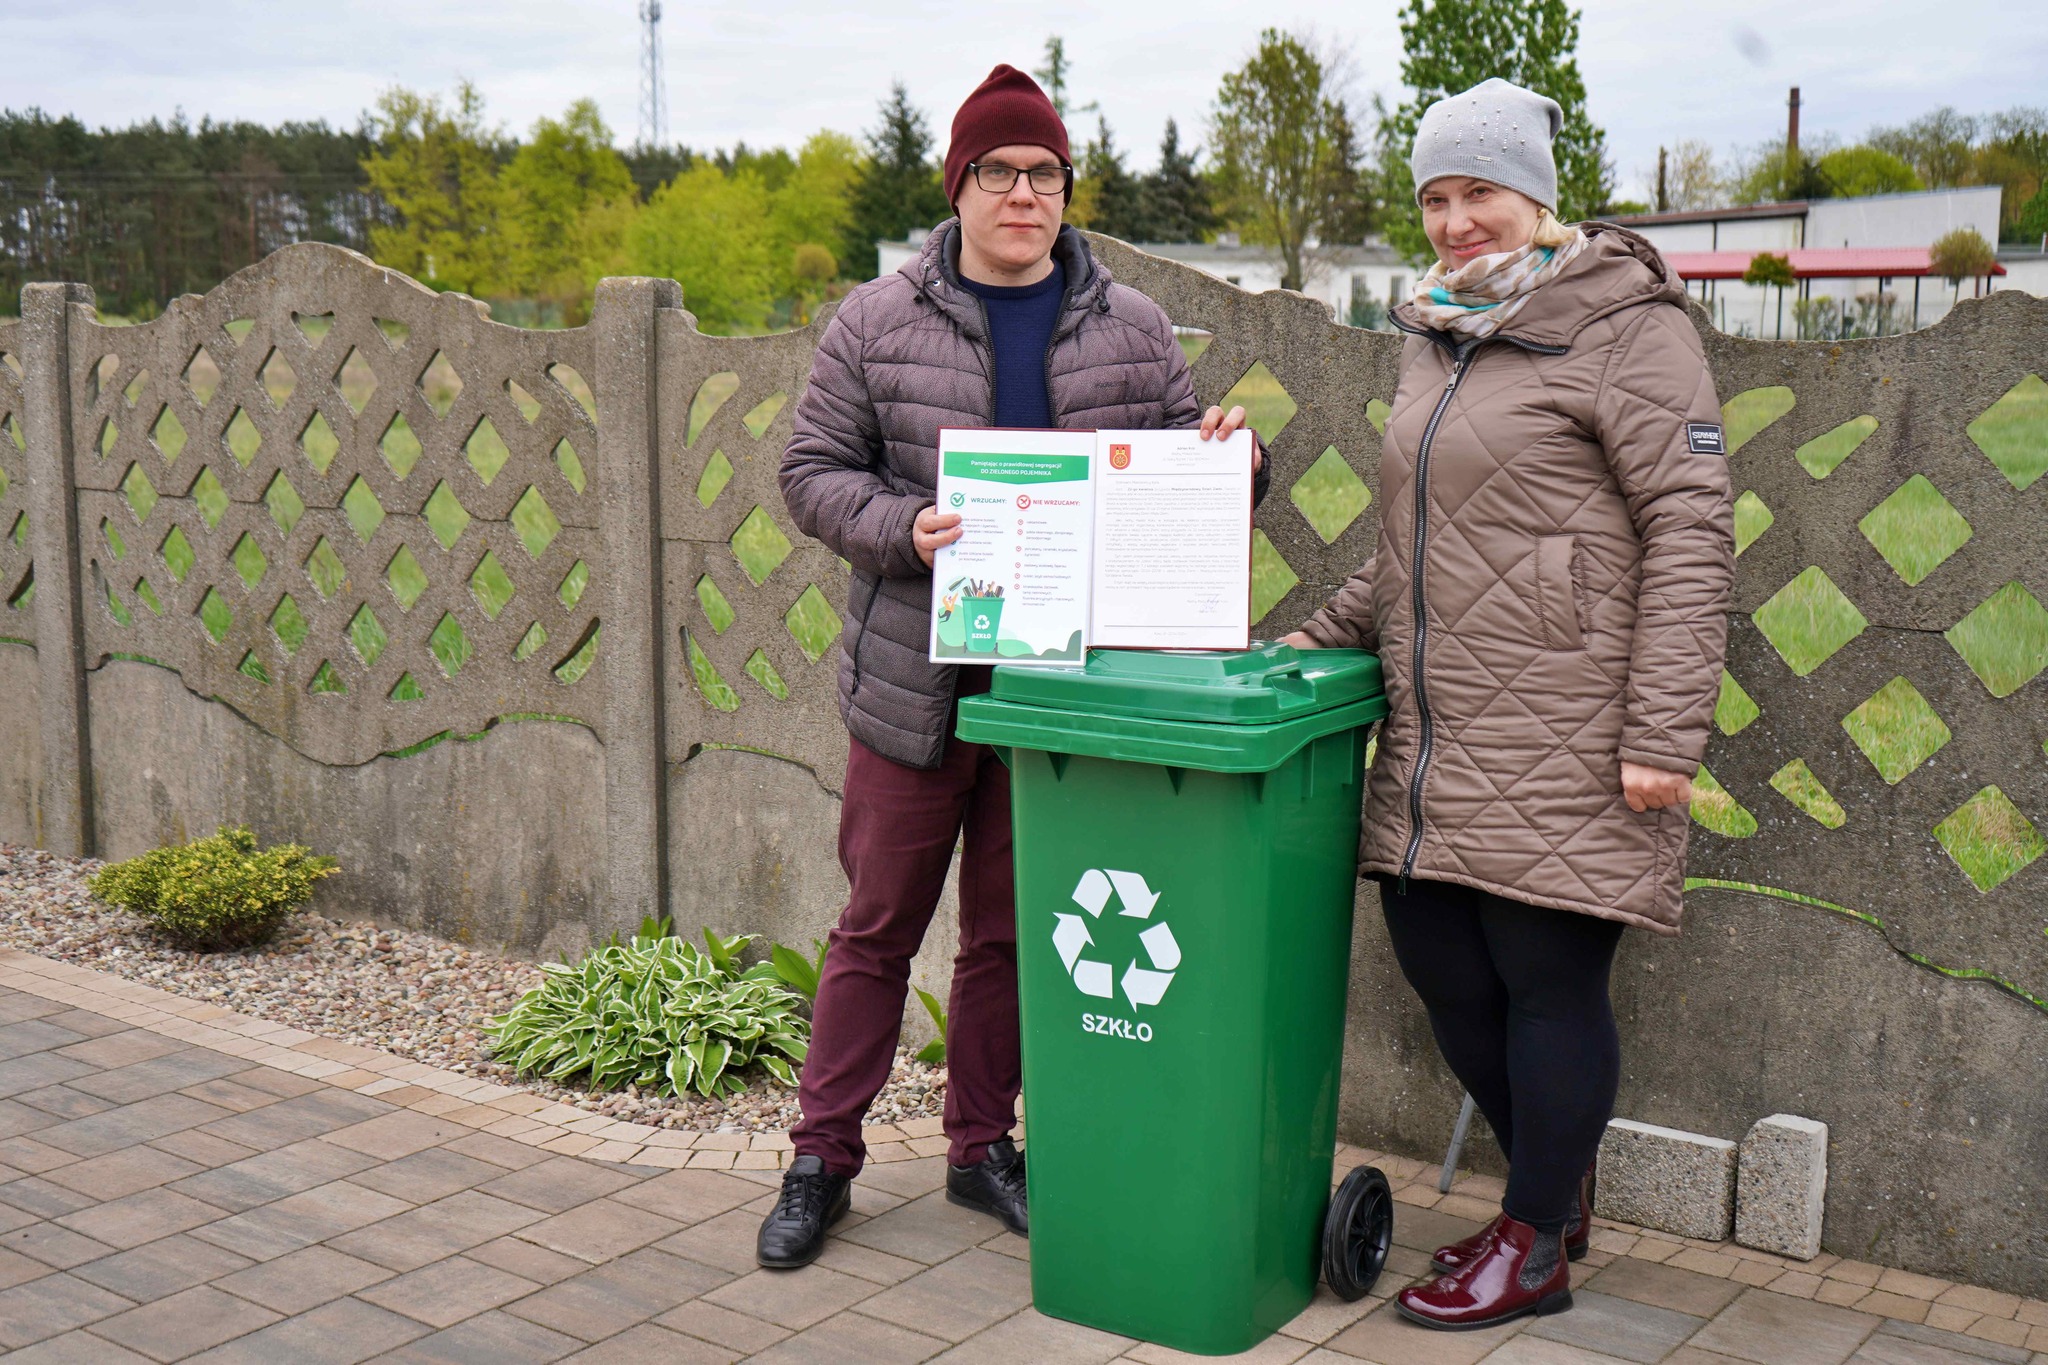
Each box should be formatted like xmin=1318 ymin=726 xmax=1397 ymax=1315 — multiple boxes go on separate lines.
xmin=929 ymin=428 xmax=1096 ymax=666
xmin=1088 ymin=428 xmax=1254 ymax=650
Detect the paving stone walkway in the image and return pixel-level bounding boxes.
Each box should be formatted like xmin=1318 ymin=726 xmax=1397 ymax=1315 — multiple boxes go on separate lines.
xmin=1 ymin=951 xmax=2045 ymax=1363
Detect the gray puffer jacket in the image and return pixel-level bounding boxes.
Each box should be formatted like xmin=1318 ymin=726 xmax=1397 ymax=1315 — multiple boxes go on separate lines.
xmin=780 ymin=221 xmax=1222 ymax=769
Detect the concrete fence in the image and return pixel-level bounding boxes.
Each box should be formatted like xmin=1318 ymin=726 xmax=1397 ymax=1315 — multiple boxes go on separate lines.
xmin=0 ymin=241 xmax=2043 ymax=1294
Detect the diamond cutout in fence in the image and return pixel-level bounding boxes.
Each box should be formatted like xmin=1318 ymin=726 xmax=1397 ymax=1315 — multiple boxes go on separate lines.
xmin=687 ymin=372 xmax=741 ymax=447
xmin=1366 ymin=399 xmax=1391 ymax=435
xmin=183 ymin=347 xmax=221 ymax=407
xmin=122 ymin=368 xmax=148 ymax=406
xmin=347 ymin=604 xmax=387 ymax=667
xmin=511 ymin=486 xmax=560 ymax=558
xmin=8 ymin=511 xmax=22 ymax=549
xmin=293 ymin=312 xmax=334 ymax=345
xmin=1946 ymin=581 xmax=2048 ymax=698
xmin=507 ymin=379 xmax=542 ymax=423
xmin=389 ymin=671 xmax=424 ymax=700
xmin=554 ymin=439 xmax=585 ymax=494
xmin=238 ymin=651 xmax=269 ymax=684
xmin=1934 ymin=785 xmax=2045 ymax=893
xmin=385 ymin=544 xmax=428 ymax=610
xmin=424 ymin=481 xmax=471 ymax=551
xmin=513 ymin=621 xmax=547 ymax=662
xmin=338 ymin=348 xmax=377 ymax=417
xmin=730 ymin=505 xmax=791 ymax=585
xmin=380 ymin=413 xmax=422 ymax=480
xmin=160 ymin=526 xmax=195 ymax=582
xmin=465 ymin=416 xmax=510 ymax=485
xmin=305 ymin=536 xmax=348 ymax=599
xmin=264 ymin=471 xmax=304 ymax=536
xmin=223 ymin=408 xmax=261 ymax=467
xmin=1966 ymin=373 xmax=2048 ymax=491
xmin=98 ymin=415 xmax=117 ymax=458
xmin=269 ymin=594 xmax=308 ymax=654
xmin=695 ymin=574 xmax=735 ymax=633
xmin=1722 ymin=386 xmax=1795 ymax=454
xmin=1221 ymin=362 xmax=1297 ymax=445
xmin=374 ymin=317 xmax=410 ymax=350
xmin=1859 ymin=475 xmax=1971 ymax=586
xmin=746 ymin=649 xmax=789 ymax=699
xmin=696 ymin=450 xmax=735 ymax=508
xmin=786 ymin=583 xmax=841 ymax=662
xmin=230 ymin=533 xmax=267 ymax=591
xmin=1752 ymin=567 xmax=1867 ymax=676
xmin=1690 ymin=765 xmax=1757 ymax=837
xmin=1842 ymin=676 xmax=1950 ymax=784
xmin=1715 ymin=670 xmax=1760 ymax=735
xmin=469 ymin=550 xmax=515 ymax=619
xmin=134 ymin=576 xmax=161 ymax=615
xmin=308 ymin=659 xmax=347 ymax=694
xmin=196 ymin=586 xmax=232 ymax=643
xmin=558 ymin=559 xmax=588 ymax=608
xmin=554 ymin=620 xmax=598 ymax=684
xmin=419 ymin=351 xmax=463 ymax=418
xmin=192 ymin=466 xmax=229 ymax=529
xmin=1732 ymin=491 xmax=1773 ymax=556
xmin=1796 ymin=415 xmax=1877 ymax=479
xmin=102 ymin=577 xmax=130 ymax=627
xmin=120 ymin=462 xmax=158 ymax=524
xmin=4 ymin=412 xmax=21 ymax=451
xmin=260 ymin=349 xmax=297 ymax=408
xmin=1251 ymin=530 xmax=1298 ymax=623
xmin=1770 ymin=758 xmax=1846 ymax=829
xmin=549 ymin=364 xmax=595 ymax=427
xmin=6 ymin=570 xmax=31 ymax=610
xmin=428 ymin=611 xmax=470 ymax=677
xmin=686 ymin=629 xmax=739 ymax=711
xmin=1178 ymin=332 xmax=1212 ymax=366
xmin=89 ymin=354 xmax=116 ymax=405
xmin=342 ymin=477 xmax=385 ymax=542
xmin=101 ymin=517 xmax=127 ymax=560
xmin=1291 ymin=446 xmax=1371 ymax=543
xmin=291 ymin=412 xmax=333 ymax=475
xmin=742 ymin=392 xmax=788 ymax=438
xmin=152 ymin=406 xmax=187 ymax=463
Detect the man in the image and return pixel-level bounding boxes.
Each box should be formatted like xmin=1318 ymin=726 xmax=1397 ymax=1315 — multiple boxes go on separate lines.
xmin=763 ymin=63 xmax=1262 ymax=1268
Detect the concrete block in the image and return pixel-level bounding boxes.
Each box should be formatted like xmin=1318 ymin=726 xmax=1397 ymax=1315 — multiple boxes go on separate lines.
xmin=1595 ymin=1118 xmax=1737 ymax=1240
xmin=1736 ymin=1113 xmax=1828 ymax=1260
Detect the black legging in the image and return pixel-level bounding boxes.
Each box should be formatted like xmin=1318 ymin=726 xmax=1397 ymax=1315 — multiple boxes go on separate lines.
xmin=1378 ymin=876 xmax=1624 ymax=1233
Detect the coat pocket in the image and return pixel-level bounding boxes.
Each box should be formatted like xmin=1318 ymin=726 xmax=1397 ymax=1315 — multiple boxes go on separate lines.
xmin=1533 ymin=534 xmax=1585 ymax=650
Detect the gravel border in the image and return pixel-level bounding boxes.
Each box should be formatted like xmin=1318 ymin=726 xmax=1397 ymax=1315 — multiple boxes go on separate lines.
xmin=0 ymin=843 xmax=946 ymax=1133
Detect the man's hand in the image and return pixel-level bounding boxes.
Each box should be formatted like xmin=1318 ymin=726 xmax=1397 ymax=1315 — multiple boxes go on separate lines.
xmin=1199 ymin=404 xmax=1264 ymax=473
xmin=1280 ymin=630 xmax=1321 ymax=649
xmin=913 ymin=505 xmax=964 ymax=568
xmin=1621 ymin=761 xmax=1692 ymax=814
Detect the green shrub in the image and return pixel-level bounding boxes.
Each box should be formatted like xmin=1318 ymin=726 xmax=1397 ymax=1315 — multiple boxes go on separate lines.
xmin=88 ymin=825 xmax=338 ymax=950
xmin=486 ymin=923 xmax=809 ymax=1098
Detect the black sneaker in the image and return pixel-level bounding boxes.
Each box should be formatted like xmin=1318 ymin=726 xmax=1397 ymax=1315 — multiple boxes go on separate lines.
xmin=757 ymin=1154 xmax=852 ymax=1268
xmin=946 ymin=1138 xmax=1028 ymax=1236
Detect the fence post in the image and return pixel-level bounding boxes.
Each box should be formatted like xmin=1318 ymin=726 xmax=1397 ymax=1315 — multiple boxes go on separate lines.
xmin=19 ymin=282 xmax=95 ymax=857
xmin=590 ymin=276 xmax=682 ymax=940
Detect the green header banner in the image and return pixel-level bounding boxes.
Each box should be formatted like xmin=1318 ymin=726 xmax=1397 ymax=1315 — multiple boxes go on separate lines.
xmin=944 ymin=450 xmax=1091 ymax=485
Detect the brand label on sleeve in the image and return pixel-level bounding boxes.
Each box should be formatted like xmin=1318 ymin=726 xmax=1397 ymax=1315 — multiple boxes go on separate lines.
xmin=1686 ymin=422 xmax=1727 ymax=454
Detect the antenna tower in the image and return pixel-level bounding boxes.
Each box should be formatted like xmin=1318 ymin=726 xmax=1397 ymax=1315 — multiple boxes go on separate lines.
xmin=638 ymin=1 xmax=667 ymax=150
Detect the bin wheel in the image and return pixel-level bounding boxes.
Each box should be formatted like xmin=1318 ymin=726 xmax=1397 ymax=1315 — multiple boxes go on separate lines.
xmin=1323 ymin=1165 xmax=1394 ymax=1302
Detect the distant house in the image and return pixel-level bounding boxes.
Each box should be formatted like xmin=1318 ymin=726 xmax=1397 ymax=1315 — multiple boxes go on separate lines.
xmin=875 ymin=231 xmax=1414 ymax=329
xmin=1608 ymin=186 xmax=2038 ymax=335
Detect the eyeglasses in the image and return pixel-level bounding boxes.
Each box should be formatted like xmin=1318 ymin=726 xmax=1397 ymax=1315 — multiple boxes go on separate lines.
xmin=968 ymin=162 xmax=1073 ymax=196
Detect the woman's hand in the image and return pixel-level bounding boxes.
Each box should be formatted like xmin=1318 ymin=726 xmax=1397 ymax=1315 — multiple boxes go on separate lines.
xmin=1620 ymin=761 xmax=1692 ymax=814
xmin=913 ymin=506 xmax=963 ymax=568
xmin=1199 ymin=404 xmax=1264 ymax=473
xmin=1280 ymin=630 xmax=1321 ymax=649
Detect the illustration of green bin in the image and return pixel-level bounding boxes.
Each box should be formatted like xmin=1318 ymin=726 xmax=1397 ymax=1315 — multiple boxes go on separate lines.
xmin=956 ymin=645 xmax=1396 ymax=1356
xmin=963 ymin=596 xmax=1005 ymax=653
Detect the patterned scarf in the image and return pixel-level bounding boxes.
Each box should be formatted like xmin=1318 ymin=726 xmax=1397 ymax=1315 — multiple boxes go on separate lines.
xmin=1409 ymin=226 xmax=1588 ymax=340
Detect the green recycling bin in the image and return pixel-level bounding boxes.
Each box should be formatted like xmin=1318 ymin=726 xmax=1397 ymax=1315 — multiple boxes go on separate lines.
xmin=955 ymin=645 xmax=1396 ymax=1356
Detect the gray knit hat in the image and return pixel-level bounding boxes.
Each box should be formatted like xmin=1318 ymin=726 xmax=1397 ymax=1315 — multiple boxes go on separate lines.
xmin=1410 ymin=77 xmax=1563 ymax=211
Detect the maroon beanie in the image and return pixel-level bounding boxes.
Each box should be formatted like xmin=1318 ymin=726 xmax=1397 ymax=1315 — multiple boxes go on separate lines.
xmin=943 ymin=64 xmax=1072 ymax=206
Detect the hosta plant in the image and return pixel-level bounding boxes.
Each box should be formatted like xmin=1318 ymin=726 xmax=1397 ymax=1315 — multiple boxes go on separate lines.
xmin=486 ymin=923 xmax=809 ymax=1098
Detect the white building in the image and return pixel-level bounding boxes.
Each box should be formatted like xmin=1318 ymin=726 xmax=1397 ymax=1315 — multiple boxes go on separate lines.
xmin=876 ymin=231 xmax=1412 ymax=328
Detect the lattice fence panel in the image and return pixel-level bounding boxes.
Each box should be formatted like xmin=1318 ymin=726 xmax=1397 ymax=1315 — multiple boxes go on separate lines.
xmin=0 ymin=319 xmax=31 ymax=643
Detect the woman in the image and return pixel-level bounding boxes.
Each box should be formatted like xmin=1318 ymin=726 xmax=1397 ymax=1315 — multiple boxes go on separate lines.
xmin=1284 ymin=77 xmax=1733 ymax=1330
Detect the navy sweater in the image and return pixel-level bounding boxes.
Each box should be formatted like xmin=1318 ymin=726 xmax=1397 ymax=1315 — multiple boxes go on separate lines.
xmin=959 ymin=262 xmax=1066 ymax=428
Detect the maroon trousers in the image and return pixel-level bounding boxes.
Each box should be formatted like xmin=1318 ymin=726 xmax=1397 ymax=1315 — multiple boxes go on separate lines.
xmin=790 ymin=733 xmax=1019 ymax=1175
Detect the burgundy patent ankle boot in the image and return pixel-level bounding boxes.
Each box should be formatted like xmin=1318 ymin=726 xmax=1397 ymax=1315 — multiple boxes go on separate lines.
xmin=1431 ymin=1166 xmax=1592 ymax=1274
xmin=1399 ymin=1214 xmax=1574 ymax=1330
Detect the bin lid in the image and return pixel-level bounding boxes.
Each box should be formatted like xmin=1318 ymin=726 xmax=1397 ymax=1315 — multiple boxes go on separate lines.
xmin=987 ymin=644 xmax=1382 ymax=724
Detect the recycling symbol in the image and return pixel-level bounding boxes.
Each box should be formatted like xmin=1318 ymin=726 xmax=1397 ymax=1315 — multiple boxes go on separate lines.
xmin=974 ymin=613 xmax=992 ymax=629
xmin=1056 ymin=869 xmax=1180 ymax=1009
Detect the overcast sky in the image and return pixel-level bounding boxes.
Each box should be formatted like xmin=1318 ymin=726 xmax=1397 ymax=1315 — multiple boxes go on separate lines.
xmin=12 ymin=0 xmax=2046 ymax=202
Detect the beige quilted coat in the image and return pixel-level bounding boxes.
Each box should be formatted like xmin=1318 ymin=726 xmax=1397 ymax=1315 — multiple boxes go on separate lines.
xmin=1300 ymin=225 xmax=1733 ymax=934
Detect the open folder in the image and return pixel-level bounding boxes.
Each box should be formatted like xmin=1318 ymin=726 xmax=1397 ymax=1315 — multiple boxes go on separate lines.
xmin=929 ymin=427 xmax=1254 ymax=666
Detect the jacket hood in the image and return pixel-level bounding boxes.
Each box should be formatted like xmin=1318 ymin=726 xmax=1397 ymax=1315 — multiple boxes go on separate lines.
xmin=898 ymin=219 xmax=1110 ymax=337
xmin=1392 ymin=222 xmax=1686 ymax=351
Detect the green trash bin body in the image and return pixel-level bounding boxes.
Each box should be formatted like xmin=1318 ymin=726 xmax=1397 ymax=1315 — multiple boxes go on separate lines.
xmin=956 ymin=646 xmax=1386 ymax=1356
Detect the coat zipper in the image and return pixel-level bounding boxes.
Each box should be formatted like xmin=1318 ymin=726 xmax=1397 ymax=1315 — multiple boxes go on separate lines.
xmin=1400 ymin=347 xmax=1475 ymax=886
